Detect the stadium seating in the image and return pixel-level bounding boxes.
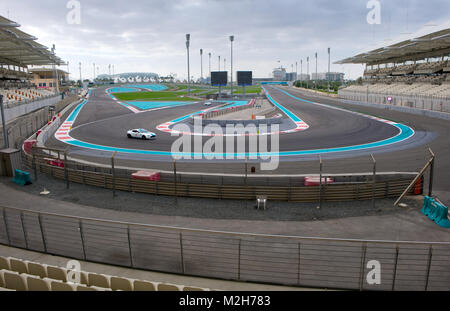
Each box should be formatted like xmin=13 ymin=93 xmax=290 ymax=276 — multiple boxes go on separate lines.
xmin=0 ymin=255 xmax=211 ymax=291
xmin=0 ymin=87 xmax=54 ymax=106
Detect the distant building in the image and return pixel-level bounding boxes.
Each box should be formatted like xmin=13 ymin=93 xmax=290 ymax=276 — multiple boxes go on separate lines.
xmin=253 ymin=78 xmax=273 ymax=84
xmin=297 ymin=74 xmax=310 ymax=81
xmin=272 ymin=67 xmax=287 ymax=81
xmin=30 ymin=68 xmax=69 ymax=92
xmin=311 ymin=72 xmax=344 ymax=81
xmin=326 ymin=72 xmax=345 ymax=81
xmin=286 ymin=72 xmax=297 ymax=82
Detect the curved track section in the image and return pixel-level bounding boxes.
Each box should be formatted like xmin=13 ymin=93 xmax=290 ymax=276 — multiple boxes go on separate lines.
xmin=51 ymin=85 xmax=418 ymax=161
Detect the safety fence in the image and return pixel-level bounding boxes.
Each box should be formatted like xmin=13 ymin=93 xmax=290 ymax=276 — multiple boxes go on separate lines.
xmin=23 ymin=147 xmax=421 ymax=203
xmin=0 ymin=204 xmax=448 ymax=291
xmin=338 ymin=90 xmax=450 ymax=114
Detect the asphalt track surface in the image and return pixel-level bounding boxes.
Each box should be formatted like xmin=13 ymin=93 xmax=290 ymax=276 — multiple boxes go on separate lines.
xmin=45 ymin=85 xmax=450 ymax=205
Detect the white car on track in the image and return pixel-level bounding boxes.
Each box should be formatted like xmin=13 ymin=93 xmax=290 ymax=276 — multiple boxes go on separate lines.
xmin=127 ymin=129 xmax=156 ymax=140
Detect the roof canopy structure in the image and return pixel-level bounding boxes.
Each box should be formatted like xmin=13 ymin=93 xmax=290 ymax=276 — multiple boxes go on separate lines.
xmin=0 ymin=15 xmax=64 ymax=67
xmin=336 ymin=28 xmax=450 ymax=66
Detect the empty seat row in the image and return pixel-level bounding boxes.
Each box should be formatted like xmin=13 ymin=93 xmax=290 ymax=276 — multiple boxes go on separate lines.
xmin=0 ymin=256 xmax=210 ymax=291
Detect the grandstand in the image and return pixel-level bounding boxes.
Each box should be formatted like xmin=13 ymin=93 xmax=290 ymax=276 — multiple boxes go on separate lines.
xmin=337 ymin=28 xmax=450 ymax=111
xmin=0 ymin=15 xmax=64 ymax=108
xmin=0 ymin=255 xmax=210 ymax=291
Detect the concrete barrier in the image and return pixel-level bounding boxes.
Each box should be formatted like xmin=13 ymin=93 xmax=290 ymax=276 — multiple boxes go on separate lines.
xmin=0 ymin=95 xmax=62 ymax=125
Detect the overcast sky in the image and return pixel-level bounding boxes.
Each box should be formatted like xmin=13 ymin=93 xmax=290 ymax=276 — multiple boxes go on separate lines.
xmin=1 ymin=0 xmax=449 ymax=80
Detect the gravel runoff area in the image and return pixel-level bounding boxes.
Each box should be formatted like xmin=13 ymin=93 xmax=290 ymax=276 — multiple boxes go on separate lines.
xmin=1 ymin=172 xmax=423 ymax=222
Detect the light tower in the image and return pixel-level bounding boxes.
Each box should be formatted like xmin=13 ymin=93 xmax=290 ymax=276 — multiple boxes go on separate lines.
xmin=315 ymin=52 xmax=318 ymax=91
xmin=229 ymin=35 xmax=234 ymax=95
xmin=79 ymin=62 xmax=82 ymax=87
xmin=51 ymin=44 xmax=59 ymax=94
xmin=306 ymin=57 xmax=309 ymax=89
xmin=200 ymin=48 xmax=203 ymax=82
xmin=208 ymin=52 xmax=212 ymax=81
xmin=186 ymin=34 xmax=191 ymax=95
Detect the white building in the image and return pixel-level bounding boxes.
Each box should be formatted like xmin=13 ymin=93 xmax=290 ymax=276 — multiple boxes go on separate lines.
xmin=272 ymin=67 xmax=287 ymax=81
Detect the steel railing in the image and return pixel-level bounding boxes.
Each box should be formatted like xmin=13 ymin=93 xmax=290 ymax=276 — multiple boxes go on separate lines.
xmin=1 ymin=204 xmax=448 ymax=291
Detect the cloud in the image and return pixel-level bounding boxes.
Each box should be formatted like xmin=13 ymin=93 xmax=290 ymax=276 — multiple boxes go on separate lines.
xmin=1 ymin=0 xmax=449 ymax=79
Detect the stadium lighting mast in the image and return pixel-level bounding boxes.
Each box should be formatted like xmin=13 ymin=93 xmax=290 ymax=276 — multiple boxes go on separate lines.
xmin=328 ymin=47 xmax=331 ymax=93
xmin=200 ymin=49 xmax=203 ymax=82
xmin=208 ymin=52 xmax=211 ymax=80
xmin=306 ymin=57 xmax=309 ymax=89
xmin=295 ymin=61 xmax=298 ymax=81
xmin=218 ymin=55 xmax=221 ymax=71
xmin=93 ymin=63 xmax=95 ymax=82
xmin=79 ymin=62 xmax=82 ymax=88
xmin=51 ymin=44 xmax=59 ymax=94
xmin=300 ymin=59 xmax=303 ymax=85
xmin=315 ymin=52 xmax=318 ymax=91
xmin=229 ymin=35 xmax=234 ymax=95
xmin=186 ymin=34 xmax=191 ymax=96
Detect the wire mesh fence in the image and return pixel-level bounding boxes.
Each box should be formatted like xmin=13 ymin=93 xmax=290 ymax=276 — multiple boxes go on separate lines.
xmin=1 ymin=205 xmax=449 ymax=291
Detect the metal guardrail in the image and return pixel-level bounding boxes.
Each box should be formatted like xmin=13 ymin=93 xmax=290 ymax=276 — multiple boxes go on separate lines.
xmin=24 ymin=149 xmax=420 ymax=203
xmin=0 ymin=204 xmax=449 ymax=291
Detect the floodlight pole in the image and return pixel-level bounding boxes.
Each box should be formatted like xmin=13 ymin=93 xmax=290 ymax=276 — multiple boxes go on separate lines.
xmin=300 ymin=59 xmax=303 ymax=85
xmin=51 ymin=44 xmax=58 ymax=95
xmin=67 ymin=61 xmax=70 ymax=81
xmin=208 ymin=52 xmax=211 ymax=80
xmin=186 ymin=34 xmax=191 ymax=96
xmin=306 ymin=57 xmax=309 ymax=89
xmin=328 ymin=47 xmax=331 ymax=93
xmin=218 ymin=55 xmax=221 ymax=71
xmin=0 ymin=95 xmax=8 ymax=149
xmin=230 ymin=35 xmax=234 ymax=96
xmin=295 ymin=61 xmax=298 ymax=81
xmin=93 ymin=63 xmax=95 ymax=82
xmin=315 ymin=52 xmax=318 ymax=91
xmin=79 ymin=62 xmax=82 ymax=87
xmin=200 ymin=48 xmax=203 ymax=82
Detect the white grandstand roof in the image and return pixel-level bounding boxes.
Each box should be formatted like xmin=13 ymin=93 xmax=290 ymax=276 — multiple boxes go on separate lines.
xmin=0 ymin=15 xmax=64 ymax=66
xmin=336 ymin=23 xmax=450 ymax=66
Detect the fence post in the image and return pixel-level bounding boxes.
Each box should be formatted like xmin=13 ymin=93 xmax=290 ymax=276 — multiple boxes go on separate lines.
xmin=371 ymin=154 xmax=376 ymax=208
xmin=111 ymin=151 xmax=117 ymax=198
xmin=20 ymin=212 xmax=29 ymax=249
xmin=392 ymin=245 xmax=399 ymax=291
xmin=319 ymin=155 xmax=323 ymax=209
xmin=244 ymin=157 xmax=248 ymax=186
xmin=2 ymin=208 xmax=11 ymax=245
xmin=173 ymin=159 xmax=178 ymax=203
xmin=429 ymin=149 xmax=435 ymax=197
xmin=127 ymin=225 xmax=134 ymax=267
xmin=238 ymin=238 xmax=241 ymax=280
xmin=359 ymin=242 xmax=367 ymax=291
xmin=179 ymin=232 xmax=185 ymax=274
xmin=424 ymin=245 xmax=433 ymax=291
xmin=37 ymin=213 xmax=47 ymax=252
xmin=64 ymin=148 xmax=69 ymax=189
xmin=297 ymin=242 xmax=301 ymax=285
xmin=32 ymin=147 xmax=38 ymax=182
xmin=78 ymin=220 xmax=87 ymax=260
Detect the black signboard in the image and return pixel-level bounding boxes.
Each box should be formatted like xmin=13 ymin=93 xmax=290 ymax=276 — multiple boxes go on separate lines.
xmin=211 ymin=71 xmax=228 ymax=86
xmin=237 ymin=71 xmax=252 ymax=86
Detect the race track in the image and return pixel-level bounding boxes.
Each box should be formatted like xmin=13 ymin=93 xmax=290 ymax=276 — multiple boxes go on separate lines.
xmin=44 ymin=85 xmax=450 ymax=204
